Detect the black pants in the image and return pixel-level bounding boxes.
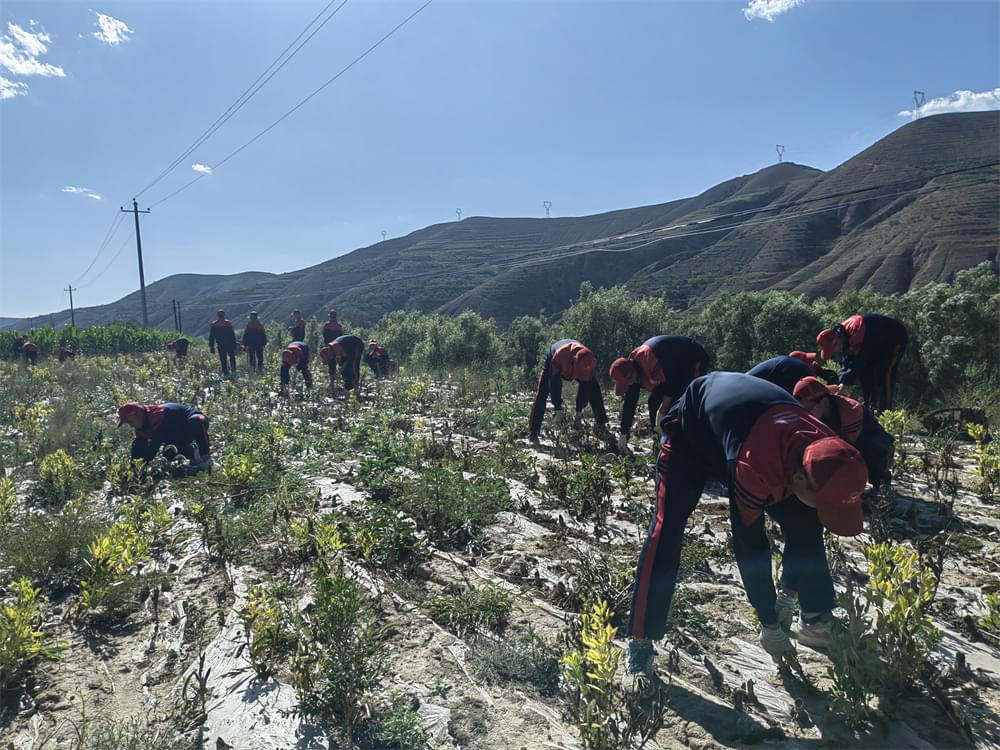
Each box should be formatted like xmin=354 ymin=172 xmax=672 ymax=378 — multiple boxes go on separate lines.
xmin=860 ymin=340 xmax=906 ymax=413
xmin=178 ymin=413 xmax=211 ymax=459
xmin=341 ymin=352 xmax=362 ymax=390
xmin=280 ymin=361 xmax=313 ymax=387
xmin=327 ymin=359 xmax=338 ymax=385
xmin=246 ymin=346 xmax=264 ymax=370
xmin=217 ymin=349 xmax=236 ymax=375
xmin=628 ymin=436 xmax=834 ymax=639
xmin=528 ymin=360 xmax=608 ymax=438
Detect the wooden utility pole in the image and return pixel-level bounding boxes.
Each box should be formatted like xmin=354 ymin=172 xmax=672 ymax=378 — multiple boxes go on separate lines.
xmin=64 ymin=284 xmax=77 ymax=327
xmin=121 ymin=199 xmax=151 ymax=327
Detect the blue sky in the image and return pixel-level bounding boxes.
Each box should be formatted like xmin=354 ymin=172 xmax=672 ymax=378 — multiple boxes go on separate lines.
xmin=1 ymin=0 xmax=997 ymax=318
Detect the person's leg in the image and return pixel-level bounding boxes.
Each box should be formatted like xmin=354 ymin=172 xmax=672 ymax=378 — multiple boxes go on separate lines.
xmin=300 ymin=362 xmax=313 ymax=388
xmin=729 ymin=502 xmax=780 ymax=625
xmin=628 ymin=438 xmax=706 ymax=640
xmin=328 ymin=360 xmax=337 ymax=386
xmin=885 ymin=342 xmax=904 ymax=411
xmin=767 ymin=498 xmax=835 ymax=617
xmin=218 ymin=349 xmax=229 ymax=376
xmin=528 ymin=360 xmax=552 ymax=438
xmin=589 ymin=380 xmax=609 ymax=426
xmin=228 ymin=350 xmax=237 ymax=374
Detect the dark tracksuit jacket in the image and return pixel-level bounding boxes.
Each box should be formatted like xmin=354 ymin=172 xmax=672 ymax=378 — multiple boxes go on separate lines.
xmin=280 ymin=342 xmax=313 ymax=386
xmin=529 ymin=339 xmax=607 ymax=438
xmin=629 ymin=372 xmax=837 ymax=640
xmin=818 ymin=393 xmax=894 ymax=490
xmin=836 ymin=314 xmax=908 ymax=413
xmin=365 ymin=345 xmax=390 ymax=377
xmin=334 ymin=335 xmax=364 ymax=390
xmin=322 ymin=321 xmax=344 ymax=344
xmin=242 ymin=321 xmax=268 ymax=369
xmin=168 ymin=338 xmax=190 ymax=358
xmin=289 ymin=319 xmax=306 ymax=342
xmin=619 ymin=336 xmax=710 ymax=435
xmin=747 ymin=355 xmax=816 ymax=394
xmin=208 ymin=319 xmax=238 ymax=375
xmin=130 ymin=403 xmax=209 ymax=462
xmin=22 ymin=342 xmax=38 ymax=365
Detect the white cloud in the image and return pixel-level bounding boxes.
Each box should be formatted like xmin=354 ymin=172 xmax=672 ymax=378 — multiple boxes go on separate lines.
xmin=92 ymin=12 xmax=132 ymax=45
xmin=87 ymin=193 xmax=102 ymax=200
xmin=743 ymin=0 xmax=805 ymax=22
xmin=899 ymin=88 xmax=1000 ymax=119
xmin=0 ymin=75 xmax=27 ymax=99
xmin=62 ymin=185 xmax=91 ymax=193
xmin=0 ymin=22 xmax=65 ymax=78
xmin=191 ymin=163 xmax=213 ymax=174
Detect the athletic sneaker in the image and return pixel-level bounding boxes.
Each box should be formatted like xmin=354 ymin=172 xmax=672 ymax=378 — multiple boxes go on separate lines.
xmin=625 ymin=638 xmax=659 ymax=696
xmin=797 ymin=617 xmax=834 ymax=650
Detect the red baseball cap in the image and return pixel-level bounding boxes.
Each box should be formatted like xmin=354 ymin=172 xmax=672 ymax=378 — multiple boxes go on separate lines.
xmin=328 ymin=309 xmax=337 ymax=317
xmin=793 ymin=376 xmax=838 ymax=406
xmin=217 ymin=309 xmax=225 ymax=316
xmin=816 ymin=329 xmax=839 ymax=361
xmin=117 ymin=402 xmax=145 ymax=427
xmin=802 ymin=436 xmax=867 ymax=536
xmin=319 ymin=345 xmax=335 ymax=365
xmin=609 ymin=357 xmax=633 ymax=396
xmin=282 ymin=348 xmax=299 ymax=366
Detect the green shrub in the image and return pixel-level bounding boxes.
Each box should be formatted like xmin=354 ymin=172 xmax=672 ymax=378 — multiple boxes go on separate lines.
xmin=374 ymin=695 xmax=429 ymax=750
xmin=428 ymin=585 xmax=514 ymax=635
xmin=472 ymin=627 xmax=560 ymax=695
xmin=404 ymin=467 xmax=510 ymax=550
xmin=0 ymin=578 xmax=61 ymax=697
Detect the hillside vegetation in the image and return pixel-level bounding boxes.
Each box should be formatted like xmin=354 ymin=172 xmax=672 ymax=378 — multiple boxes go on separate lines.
xmin=5 ymin=111 xmax=997 ymax=334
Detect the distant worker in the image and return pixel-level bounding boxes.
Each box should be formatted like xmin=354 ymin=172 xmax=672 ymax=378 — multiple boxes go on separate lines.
xmin=322 ymin=334 xmax=364 ymax=395
xmin=747 ymin=354 xmax=816 ymax=394
xmin=20 ymin=338 xmax=38 ymax=365
xmin=280 ymin=341 xmax=313 ymax=390
xmin=242 ymin=311 xmax=268 ymax=371
xmin=529 ymin=339 xmax=611 ymax=444
xmin=322 ymin=309 xmax=343 ymax=344
xmin=626 ymin=373 xmax=867 ymax=692
xmin=365 ymin=340 xmax=391 ymax=378
xmin=817 ymin=313 xmax=908 ymax=412
xmin=609 ymin=335 xmax=710 ymax=453
xmin=116 ymin=402 xmax=212 ymax=473
xmin=166 ymin=337 xmax=190 ymax=359
xmin=289 ymin=309 xmax=306 ymax=342
xmin=793 ymin=376 xmax=894 ymax=490
xmin=58 ymin=346 xmax=75 ymax=362
xmin=208 ymin=309 xmax=238 ymax=376
xmin=11 ymin=334 xmax=24 ymax=359
xmin=788 ymin=351 xmax=838 ymax=384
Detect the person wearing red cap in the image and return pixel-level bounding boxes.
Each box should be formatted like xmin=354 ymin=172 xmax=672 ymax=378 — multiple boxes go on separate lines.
xmin=58 ymin=346 xmax=75 ymax=362
xmin=793 ymin=376 xmax=894 ymax=490
xmin=625 ymin=372 xmax=867 ymax=691
xmin=528 ymin=339 xmax=611 ymax=444
xmin=322 ymin=310 xmax=344 ymax=344
xmin=116 ymin=402 xmax=212 ymax=472
xmin=788 ymin=351 xmax=838 ymax=384
xmin=320 ymin=334 xmax=364 ymax=394
xmin=364 ymin=339 xmax=392 ymax=378
xmin=288 ymin=309 xmax=306 ymax=342
xmin=609 ymin=336 xmax=710 ymax=453
xmin=18 ymin=337 xmax=38 ymax=365
xmin=241 ymin=312 xmax=268 ymax=372
xmin=208 ymin=310 xmax=238 ymax=376
xmin=166 ymin=337 xmax=190 ymax=360
xmin=816 ymin=313 xmax=908 ymax=413
xmin=280 ymin=341 xmax=313 ymax=390
xmin=747 ymin=355 xmax=816 ymax=394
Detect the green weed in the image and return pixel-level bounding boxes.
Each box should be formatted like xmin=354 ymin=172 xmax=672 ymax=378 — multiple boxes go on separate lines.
xmin=428 ymin=585 xmax=514 ymax=635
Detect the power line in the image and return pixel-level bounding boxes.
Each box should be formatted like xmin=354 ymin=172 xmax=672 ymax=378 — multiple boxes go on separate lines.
xmin=134 ymin=0 xmax=351 ymax=200
xmin=74 ymin=211 xmax=127 ymax=285
xmin=81 ymin=228 xmax=135 ymax=288
xmin=147 ymin=0 xmax=436 ymax=209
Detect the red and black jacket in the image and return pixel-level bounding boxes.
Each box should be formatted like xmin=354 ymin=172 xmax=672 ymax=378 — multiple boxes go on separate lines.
xmin=747 ymin=355 xmax=815 ymax=394
xmin=549 ymin=339 xmax=595 ymax=381
xmin=322 ymin=320 xmax=344 ymax=344
xmin=242 ymin=320 xmax=268 ymax=349
xmin=208 ymin=319 xmax=237 ymax=352
xmin=130 ymin=403 xmax=207 ymax=461
xmin=620 ymin=336 xmax=709 ymax=434
xmin=289 ymin=319 xmax=306 ymax=341
xmin=836 ymin=314 xmax=908 ymax=387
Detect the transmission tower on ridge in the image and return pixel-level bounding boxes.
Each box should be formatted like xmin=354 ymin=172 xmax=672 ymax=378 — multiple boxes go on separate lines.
xmin=776 ymin=145 xmax=785 ymax=163
xmin=543 ymin=201 xmax=552 ymax=218
xmin=455 ymin=208 xmax=462 ymax=221
xmin=381 ymin=230 xmax=387 ymax=242
xmin=913 ymin=91 xmax=926 ymax=118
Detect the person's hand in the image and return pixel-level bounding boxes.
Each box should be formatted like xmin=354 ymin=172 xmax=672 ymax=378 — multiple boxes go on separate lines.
xmin=775 ymin=589 xmax=798 ymax=633
xmin=759 ymin=623 xmax=796 ymax=662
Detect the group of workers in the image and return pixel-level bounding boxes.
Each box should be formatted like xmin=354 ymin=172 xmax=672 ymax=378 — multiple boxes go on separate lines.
xmin=47 ymin=308 xmax=906 ymax=689
xmin=526 ymin=313 xmax=907 ymax=689
xmin=165 ymin=307 xmax=396 ymax=394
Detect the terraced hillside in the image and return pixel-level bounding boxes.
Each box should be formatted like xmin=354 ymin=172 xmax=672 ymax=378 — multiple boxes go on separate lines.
xmin=5 ymin=111 xmax=997 ymax=333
